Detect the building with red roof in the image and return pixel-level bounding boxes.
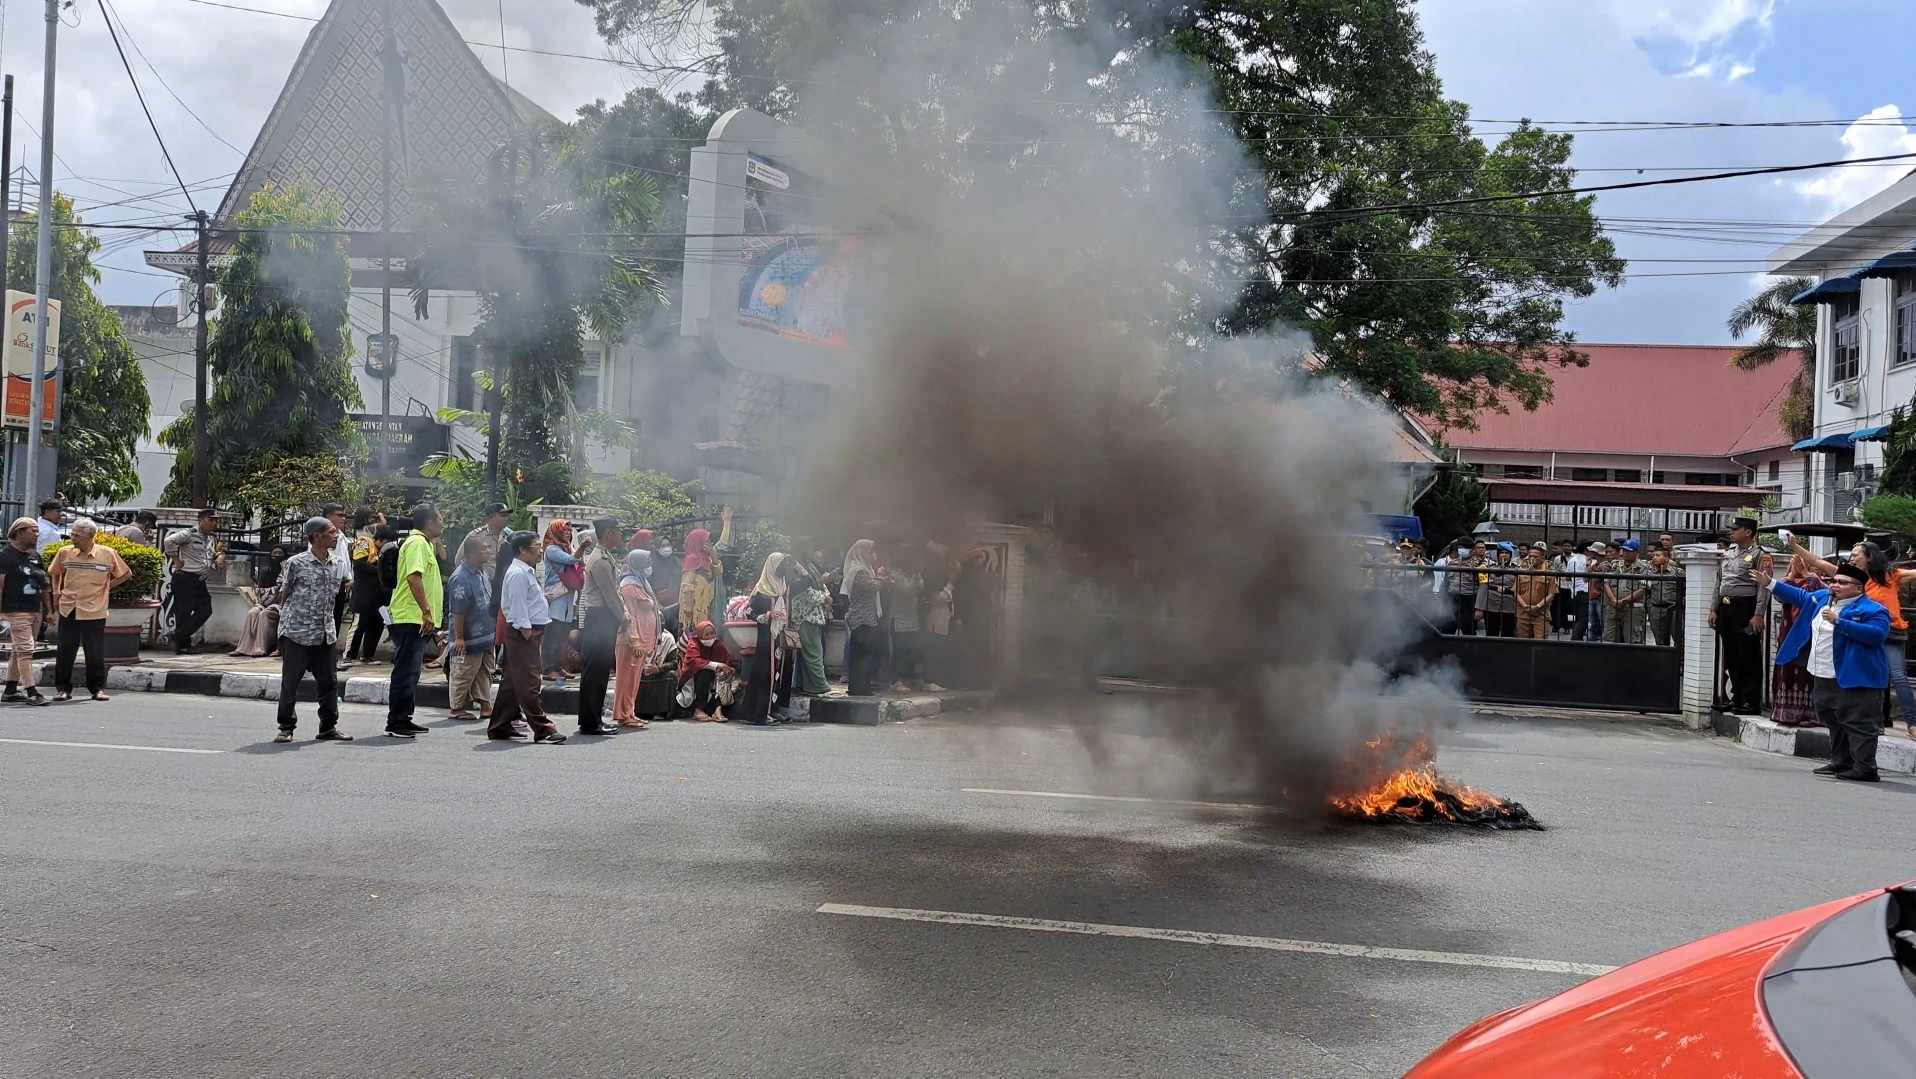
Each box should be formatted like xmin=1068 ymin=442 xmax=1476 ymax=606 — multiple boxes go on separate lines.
xmin=1429 ymin=344 xmax=1803 ymax=544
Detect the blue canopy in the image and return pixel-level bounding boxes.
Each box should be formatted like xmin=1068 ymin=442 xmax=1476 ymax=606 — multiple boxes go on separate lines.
xmin=1793 ymin=432 xmax=1858 ymax=451
xmin=1372 ymin=514 xmax=1423 ymax=542
xmin=1851 ymin=424 xmax=1893 ymax=442
xmin=1857 ymin=249 xmax=1916 ymax=280
xmin=1789 ymin=273 xmax=1863 ymax=306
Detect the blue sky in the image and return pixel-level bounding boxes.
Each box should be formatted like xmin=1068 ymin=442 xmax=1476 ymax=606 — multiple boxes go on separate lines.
xmin=7 ymin=0 xmax=1914 ymax=347
xmin=1419 ymin=0 xmax=1916 ymax=344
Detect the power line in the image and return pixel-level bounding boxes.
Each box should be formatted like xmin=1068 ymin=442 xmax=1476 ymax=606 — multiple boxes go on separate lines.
xmin=101 ymin=0 xmax=248 ymax=157
xmin=95 ymin=0 xmax=196 ymax=214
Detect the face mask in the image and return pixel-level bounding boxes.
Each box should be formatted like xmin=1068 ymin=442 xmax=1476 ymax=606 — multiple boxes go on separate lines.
xmin=699 ymin=637 xmax=717 ymax=647
xmin=643 ymin=565 xmax=653 ymax=578
xmin=658 ymin=546 xmax=673 ymax=557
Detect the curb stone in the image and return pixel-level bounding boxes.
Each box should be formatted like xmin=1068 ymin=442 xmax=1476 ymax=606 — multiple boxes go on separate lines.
xmin=1727 ymin=713 xmax=1916 ymax=775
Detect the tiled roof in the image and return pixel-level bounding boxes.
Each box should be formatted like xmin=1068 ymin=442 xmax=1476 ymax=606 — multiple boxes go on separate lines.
xmin=1433 ymin=343 xmax=1800 ymax=458
xmin=209 ymin=0 xmax=556 ymax=232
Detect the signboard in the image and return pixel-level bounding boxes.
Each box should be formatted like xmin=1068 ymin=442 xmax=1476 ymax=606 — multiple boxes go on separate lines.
xmin=364 ymin=333 xmax=398 ymax=379
xmin=3 ymin=290 xmax=60 ymax=429
xmin=353 ymin=413 xmax=451 ymax=480
xmin=738 ymin=154 xmax=857 ymax=349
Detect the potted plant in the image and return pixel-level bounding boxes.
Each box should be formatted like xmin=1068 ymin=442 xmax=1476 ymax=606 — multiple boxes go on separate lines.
xmin=44 ymin=532 xmax=165 ymax=665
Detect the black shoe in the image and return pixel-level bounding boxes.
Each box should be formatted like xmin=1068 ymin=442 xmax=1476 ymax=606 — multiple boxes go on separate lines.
xmin=1834 ymin=768 xmax=1882 ymax=783
xmin=576 ymin=725 xmax=617 ymax=736
xmin=314 ymin=729 xmax=353 ymax=742
xmin=385 ymin=727 xmax=417 ymax=740
xmin=488 ymin=732 xmax=531 ymax=742
xmin=273 ymin=729 xmax=295 ymax=743
xmin=533 ymin=732 xmax=567 ymax=745
xmin=399 ymin=720 xmax=430 ymax=735
xmin=23 ymin=689 xmax=47 ymax=707
xmin=1813 ymin=763 xmax=1841 ymax=776
xmin=175 ymin=643 xmax=196 ymax=656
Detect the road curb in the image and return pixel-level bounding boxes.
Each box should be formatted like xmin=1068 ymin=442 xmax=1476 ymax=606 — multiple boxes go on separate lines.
xmin=1726 ymin=713 xmax=1916 ymax=774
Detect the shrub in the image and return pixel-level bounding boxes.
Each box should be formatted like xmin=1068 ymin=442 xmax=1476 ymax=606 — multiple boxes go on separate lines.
xmin=44 ymin=532 xmax=166 ymax=604
xmin=1862 ymin=495 xmax=1916 ymax=542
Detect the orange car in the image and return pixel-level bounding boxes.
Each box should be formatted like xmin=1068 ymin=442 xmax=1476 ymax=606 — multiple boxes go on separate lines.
xmin=1407 ymin=882 xmax=1916 ymax=1078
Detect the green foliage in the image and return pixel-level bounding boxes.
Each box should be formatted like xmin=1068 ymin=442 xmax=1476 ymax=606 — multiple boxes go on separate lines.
xmin=159 ymin=183 xmax=362 ymax=505
xmin=1862 ymin=495 xmax=1916 ymax=542
xmin=1414 ymin=463 xmax=1489 ymax=553
xmin=45 ymin=531 xmax=165 ymax=604
xmin=585 ymin=469 xmax=701 ymax=532
xmin=422 ymin=451 xmax=573 ymax=535
xmin=578 ymin=0 xmax=1623 ymax=426
xmin=1726 ymin=275 xmax=1817 ymax=442
xmin=225 ymin=453 xmax=358 ymax=523
xmin=5 ymin=194 xmax=152 ymax=504
xmin=1880 ymin=401 xmax=1916 ymax=497
xmin=726 ymin=520 xmax=792 ymax=596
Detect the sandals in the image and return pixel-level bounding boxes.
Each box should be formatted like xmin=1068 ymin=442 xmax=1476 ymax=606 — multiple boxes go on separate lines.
xmin=53 ymin=691 xmax=72 ymax=702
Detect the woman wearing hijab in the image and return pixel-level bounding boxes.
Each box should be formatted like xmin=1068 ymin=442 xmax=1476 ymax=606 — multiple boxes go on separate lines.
xmin=1476 ymin=545 xmax=1519 ymax=638
xmin=612 ymin=549 xmax=661 ymax=730
xmin=541 ymin=519 xmax=581 ymax=683
xmin=678 ymin=620 xmax=733 ymax=721
xmin=737 ymin=552 xmax=794 ymax=724
xmin=1769 ymin=553 xmax=1825 ymax=728
xmin=676 ymin=507 xmax=733 ymax=634
xmin=840 ymin=538 xmax=886 ymax=696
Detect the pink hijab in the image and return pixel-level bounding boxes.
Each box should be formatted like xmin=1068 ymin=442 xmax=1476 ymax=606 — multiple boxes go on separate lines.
xmin=681 ymin=528 xmax=714 ymax=574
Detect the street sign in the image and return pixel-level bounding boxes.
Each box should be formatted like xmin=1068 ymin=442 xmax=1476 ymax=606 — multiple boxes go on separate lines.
xmin=3 ymin=290 xmax=59 ymax=429
xmin=364 ymin=332 xmax=398 ymax=379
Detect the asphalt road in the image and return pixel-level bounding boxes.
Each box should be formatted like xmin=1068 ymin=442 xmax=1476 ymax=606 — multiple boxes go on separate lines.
xmin=3 ymin=695 xmax=1912 ymax=1078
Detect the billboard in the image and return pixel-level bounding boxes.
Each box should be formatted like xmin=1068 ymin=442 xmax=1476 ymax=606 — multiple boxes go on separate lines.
xmin=3 ymin=290 xmax=60 ymax=429
xmin=737 ymin=154 xmax=857 ymax=349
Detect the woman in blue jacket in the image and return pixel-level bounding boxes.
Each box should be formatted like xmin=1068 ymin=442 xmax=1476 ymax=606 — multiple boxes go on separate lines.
xmin=1763 ymin=562 xmax=1890 ymax=782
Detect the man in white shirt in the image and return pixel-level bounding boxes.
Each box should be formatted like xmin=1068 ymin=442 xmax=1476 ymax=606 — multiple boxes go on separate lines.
xmin=489 ymin=531 xmax=565 ymax=744
xmin=1767 ymin=562 xmax=1889 ymax=782
xmin=1564 ymin=545 xmax=1590 ymax=641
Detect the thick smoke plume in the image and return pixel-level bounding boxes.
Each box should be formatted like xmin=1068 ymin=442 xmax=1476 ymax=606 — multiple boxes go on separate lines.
xmin=772 ymin=5 xmax=1466 ymax=802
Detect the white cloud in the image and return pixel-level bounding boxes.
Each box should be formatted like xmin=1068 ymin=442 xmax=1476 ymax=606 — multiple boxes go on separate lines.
xmin=1605 ymin=0 xmax=1776 ymax=46
xmin=1793 ymin=105 xmax=1916 ymax=216
xmin=1727 ymin=62 xmax=1756 ymax=81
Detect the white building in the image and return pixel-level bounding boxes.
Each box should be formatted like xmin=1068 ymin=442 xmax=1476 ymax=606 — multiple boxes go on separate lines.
xmin=1767 ymin=172 xmax=1916 ymax=523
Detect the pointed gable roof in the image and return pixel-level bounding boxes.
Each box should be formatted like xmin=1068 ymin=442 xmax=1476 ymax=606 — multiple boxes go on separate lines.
xmin=211 ymin=0 xmax=555 ymax=232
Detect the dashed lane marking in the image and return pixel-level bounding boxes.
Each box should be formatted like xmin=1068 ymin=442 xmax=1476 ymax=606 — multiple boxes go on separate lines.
xmin=0 ymin=737 xmax=224 ymax=755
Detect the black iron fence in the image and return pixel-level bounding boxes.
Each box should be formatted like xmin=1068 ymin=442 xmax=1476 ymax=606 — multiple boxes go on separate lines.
xmin=1364 ymin=561 xmax=1686 ymax=647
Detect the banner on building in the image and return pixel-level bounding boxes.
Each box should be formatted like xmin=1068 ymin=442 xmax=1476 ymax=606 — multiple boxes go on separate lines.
xmin=3 ymin=290 xmax=60 ymax=429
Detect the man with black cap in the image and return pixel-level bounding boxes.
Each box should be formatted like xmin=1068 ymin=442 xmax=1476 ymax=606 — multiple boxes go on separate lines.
xmin=1711 ymin=515 xmax=1772 ymax=713
xmin=163 ymin=507 xmax=225 ymax=654
xmin=573 ymin=515 xmax=626 ymax=735
xmin=1762 ymin=561 xmax=1889 ymax=781
xmin=478 ymin=503 xmax=510 ymax=554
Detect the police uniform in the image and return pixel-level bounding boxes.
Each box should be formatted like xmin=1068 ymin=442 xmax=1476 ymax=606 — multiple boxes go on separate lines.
xmin=1717 ymin=520 xmax=1771 ymax=712
xmin=1602 ymin=551 xmax=1651 ymax=644
xmin=1644 ymin=562 xmax=1684 ymax=648
xmin=1446 ymin=555 xmax=1485 ymax=635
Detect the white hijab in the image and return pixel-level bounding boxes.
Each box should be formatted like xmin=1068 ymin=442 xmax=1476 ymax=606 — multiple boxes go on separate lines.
xmin=839 ymin=539 xmax=881 ymax=616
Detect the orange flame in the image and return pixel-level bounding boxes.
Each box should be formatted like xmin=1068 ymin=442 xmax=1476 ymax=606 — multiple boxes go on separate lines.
xmin=1329 ymin=764 xmax=1506 ymax=822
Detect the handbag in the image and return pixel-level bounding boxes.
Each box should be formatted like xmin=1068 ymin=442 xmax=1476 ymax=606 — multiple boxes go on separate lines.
xmin=559 ymin=560 xmax=585 ymax=592
xmin=780 ymin=626 xmax=803 ymax=650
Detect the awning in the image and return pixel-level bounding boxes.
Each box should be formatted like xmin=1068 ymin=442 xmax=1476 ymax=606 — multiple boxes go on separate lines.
xmin=1371 ymin=514 xmax=1423 ymax=542
xmin=1788 ymin=273 xmax=1863 ymax=306
xmin=1851 ymin=424 xmax=1893 ymax=442
xmin=1792 ymin=432 xmax=1859 ymax=451
xmin=1857 ymin=249 xmax=1916 ymax=280
xmin=1483 ymin=478 xmax=1752 ymax=511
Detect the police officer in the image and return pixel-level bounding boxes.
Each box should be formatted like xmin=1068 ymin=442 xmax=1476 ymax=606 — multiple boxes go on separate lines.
xmin=1445 ymin=541 xmax=1486 ymax=635
xmin=1643 ymin=546 xmax=1684 ymax=647
xmin=1712 ymin=516 xmax=1772 ymax=712
xmin=1602 ymin=540 xmax=1651 ymax=644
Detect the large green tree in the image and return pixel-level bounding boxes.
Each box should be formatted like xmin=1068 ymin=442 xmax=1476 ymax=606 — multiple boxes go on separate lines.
xmin=577 ymin=0 xmax=1623 ymax=426
xmin=5 ymin=194 xmax=151 ymax=504
xmin=158 ymin=183 xmax=363 ymax=505
xmin=1727 ymin=275 xmax=1817 ymax=442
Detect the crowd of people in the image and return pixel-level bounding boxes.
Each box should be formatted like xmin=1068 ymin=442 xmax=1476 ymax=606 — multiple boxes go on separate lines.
xmin=1390 ymin=531 xmax=1688 ymax=645
xmin=187 ymin=501 xmax=984 ymax=743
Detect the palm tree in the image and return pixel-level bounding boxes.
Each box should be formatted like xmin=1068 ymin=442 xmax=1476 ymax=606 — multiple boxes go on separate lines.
xmin=1727 ymin=275 xmax=1816 ymax=441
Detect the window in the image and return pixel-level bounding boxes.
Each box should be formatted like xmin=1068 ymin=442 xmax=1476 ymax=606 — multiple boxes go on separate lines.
xmin=1500 ymin=464 xmax=1544 ymax=479
xmin=1569 ymin=467 xmax=1609 ymax=482
xmin=575 ymin=347 xmax=605 ymax=411
xmin=1612 ymin=469 xmax=1642 ymax=483
xmin=1651 ymin=470 xmax=1666 ymax=484
xmin=1897 ymin=276 xmax=1916 ymax=368
xmin=450 ymin=337 xmax=480 ymax=412
xmin=1684 ymin=472 xmax=1736 ymax=487
xmin=1832 ymin=294 xmax=1862 ymax=384
xmin=1768 ymin=459 xmax=1781 ymax=482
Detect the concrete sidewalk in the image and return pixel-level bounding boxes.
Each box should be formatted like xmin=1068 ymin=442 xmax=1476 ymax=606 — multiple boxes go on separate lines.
xmin=1713 ymin=710 xmax=1916 ymax=775
xmin=37 ymin=650 xmax=993 ymax=724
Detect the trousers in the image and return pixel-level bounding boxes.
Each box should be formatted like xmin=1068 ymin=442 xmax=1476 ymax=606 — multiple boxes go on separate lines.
xmin=54 ymin=615 xmax=105 ymax=694
xmin=1812 ymin=677 xmax=1881 ymax=774
xmin=1649 ymin=603 xmax=1680 ymax=647
xmin=4 ymin=610 xmax=38 ymax=685
xmin=1515 ymin=608 xmax=1550 ymax=639
xmin=449 ymin=646 xmax=498 ymax=715
xmin=276 ymin=638 xmax=340 ymax=731
xmin=1603 ymin=603 xmax=1646 ymax=644
xmin=576 ymin=607 xmax=620 ymax=730
xmin=846 ymin=624 xmax=883 ymax=695
xmin=387 ymin=623 xmax=428 ymax=728
xmin=171 ymin=571 xmax=212 ymax=649
xmin=1450 ymin=593 xmax=1477 ymax=635
xmin=490 ymin=627 xmax=559 ymax=739
xmin=1716 ymin=595 xmax=1762 ymax=710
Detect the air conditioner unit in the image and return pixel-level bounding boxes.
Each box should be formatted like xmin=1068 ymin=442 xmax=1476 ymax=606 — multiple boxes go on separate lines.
xmin=1837 ymin=471 xmax=1859 ymax=492
xmin=1832 ymin=381 xmax=1861 ymax=406
xmin=1859 ymin=462 xmax=1880 ymax=482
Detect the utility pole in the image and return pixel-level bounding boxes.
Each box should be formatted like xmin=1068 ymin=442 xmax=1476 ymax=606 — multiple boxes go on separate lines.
xmin=191 ymin=209 xmax=209 ymax=507
xmin=377 ymin=0 xmax=396 ymax=473
xmin=25 ymin=0 xmax=58 ymax=510
xmin=1 ymin=76 xmax=14 ymax=510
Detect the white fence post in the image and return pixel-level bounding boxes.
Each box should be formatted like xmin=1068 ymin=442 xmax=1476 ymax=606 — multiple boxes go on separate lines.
xmin=1677 ymin=548 xmax=1722 ymax=730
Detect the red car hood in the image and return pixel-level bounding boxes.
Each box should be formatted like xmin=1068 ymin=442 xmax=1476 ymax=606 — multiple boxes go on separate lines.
xmin=1406 ymin=891 xmax=1883 ymax=1079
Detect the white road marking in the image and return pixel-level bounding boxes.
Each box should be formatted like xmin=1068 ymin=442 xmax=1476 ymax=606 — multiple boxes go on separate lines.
xmin=0 ymin=737 xmax=223 ymax=755
xmin=962 ymin=787 xmax=1273 ymax=812
xmin=817 ymin=903 xmax=1618 ymax=977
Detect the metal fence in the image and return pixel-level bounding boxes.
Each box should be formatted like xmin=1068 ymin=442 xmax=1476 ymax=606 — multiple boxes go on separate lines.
xmin=1365 ymin=561 xmax=1686 ymax=647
